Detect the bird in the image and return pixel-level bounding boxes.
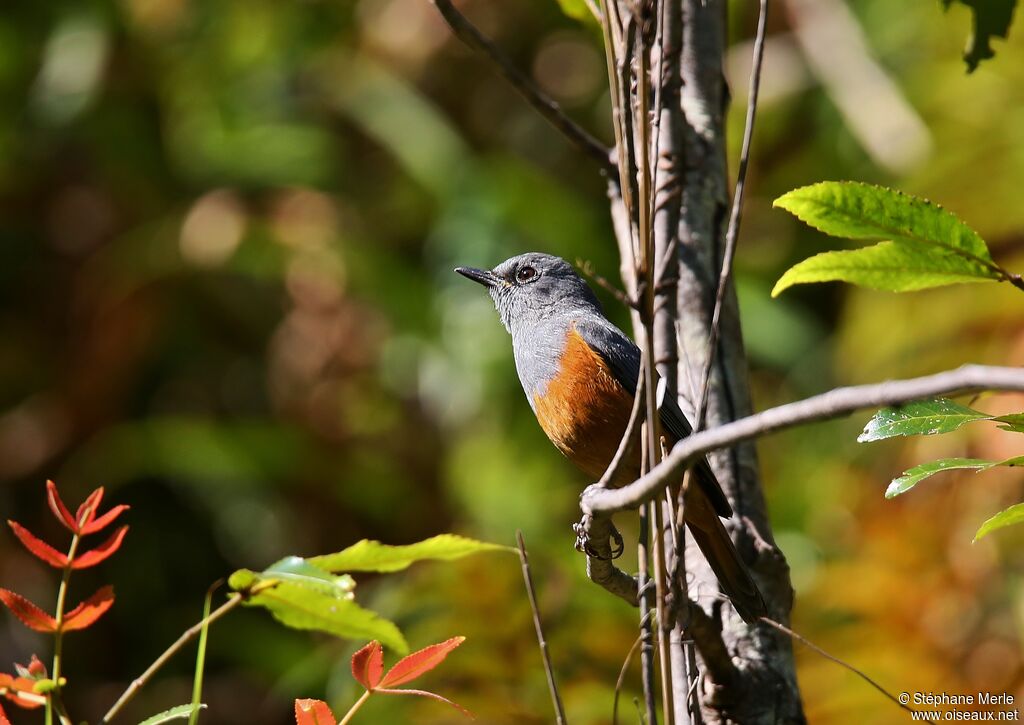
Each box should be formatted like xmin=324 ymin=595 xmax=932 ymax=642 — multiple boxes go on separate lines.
xmin=456 ymin=252 xmax=766 ymax=623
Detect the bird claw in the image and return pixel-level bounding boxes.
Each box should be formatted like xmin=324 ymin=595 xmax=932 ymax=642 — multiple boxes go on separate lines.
xmin=573 ymin=514 xmax=625 ymax=560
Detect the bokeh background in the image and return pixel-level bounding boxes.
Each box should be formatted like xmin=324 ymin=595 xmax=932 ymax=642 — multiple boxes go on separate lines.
xmin=1 ymin=0 xmax=1023 ymax=722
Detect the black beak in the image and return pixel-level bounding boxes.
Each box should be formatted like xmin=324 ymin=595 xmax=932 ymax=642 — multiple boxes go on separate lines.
xmin=455 ymin=266 xmax=499 ymax=288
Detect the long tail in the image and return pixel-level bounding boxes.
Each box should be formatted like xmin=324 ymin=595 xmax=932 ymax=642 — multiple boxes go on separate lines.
xmin=683 ymin=473 xmax=767 ymax=624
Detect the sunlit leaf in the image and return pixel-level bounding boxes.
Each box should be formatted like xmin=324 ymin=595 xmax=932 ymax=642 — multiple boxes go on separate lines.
xmin=262 ymin=557 xmax=356 ymax=598
xmin=772 ymin=241 xmax=999 ymax=295
xmin=772 ymin=182 xmax=1002 ymax=295
xmin=351 ymin=641 xmax=384 ymax=690
xmin=62 ymin=585 xmax=115 ymax=632
xmin=294 ymin=699 xmax=337 ymax=725
xmin=137 ymin=704 xmax=207 ymax=725
xmin=942 ymin=0 xmax=1018 ymax=72
xmin=310 ymin=535 xmax=510 ymax=574
xmin=379 ymin=636 xmax=465 ymax=688
xmin=81 ymin=503 xmax=129 ymax=535
xmin=994 ymin=413 xmax=1024 ymax=433
xmin=858 ymin=398 xmax=990 ymax=441
xmin=75 ymin=487 xmax=105 ymax=530
xmin=0 ymin=590 xmax=56 ymax=633
xmin=6 ymin=521 xmax=68 ymax=568
xmin=46 ymin=480 xmax=77 ymax=532
xmin=974 ymin=502 xmax=1024 ymax=541
xmin=72 ymin=525 xmax=129 ymax=569
xmin=229 ymin=565 xmax=407 ymax=653
xmin=885 ymin=456 xmax=1024 ymax=498
xmin=0 ymin=671 xmax=45 ymax=710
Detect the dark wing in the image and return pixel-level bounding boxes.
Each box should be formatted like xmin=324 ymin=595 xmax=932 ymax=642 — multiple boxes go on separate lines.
xmin=575 ymin=317 xmax=733 ymax=518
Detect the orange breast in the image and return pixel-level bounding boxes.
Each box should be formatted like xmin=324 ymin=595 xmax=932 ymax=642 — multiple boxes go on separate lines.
xmin=533 ymin=327 xmax=639 ymax=485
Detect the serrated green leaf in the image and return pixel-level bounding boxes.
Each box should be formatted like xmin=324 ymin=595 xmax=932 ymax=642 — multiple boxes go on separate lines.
xmin=974 ymin=502 xmax=1024 ymax=541
xmin=245 ymin=580 xmax=407 ymax=653
xmin=774 ymin=182 xmax=993 ymax=259
xmin=310 ymin=534 xmax=512 ymax=574
xmin=772 ymin=182 xmax=1004 ymax=295
xmin=942 ymin=0 xmax=1018 ymax=72
xmin=858 ymin=398 xmax=991 ymax=441
xmin=138 ymin=704 xmax=207 ymax=725
xmin=771 ymin=241 xmax=999 ymax=296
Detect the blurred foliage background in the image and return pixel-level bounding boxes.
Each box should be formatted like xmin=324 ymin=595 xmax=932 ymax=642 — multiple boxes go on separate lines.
xmin=0 ymin=0 xmax=1022 ymax=722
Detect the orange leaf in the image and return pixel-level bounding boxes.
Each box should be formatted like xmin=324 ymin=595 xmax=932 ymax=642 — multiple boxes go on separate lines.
xmin=75 ymin=488 xmax=104 ymax=530
xmin=7 ymin=521 xmax=68 ymax=568
xmin=62 ymin=585 xmax=114 ymax=632
xmin=72 ymin=526 xmax=128 ymax=569
xmin=294 ymin=699 xmax=336 ymax=725
xmin=46 ymin=480 xmax=77 ymax=532
xmin=351 ymin=641 xmax=384 ymax=690
xmin=81 ymin=504 xmax=129 ymax=535
xmin=379 ymin=636 xmax=465 ymax=688
xmin=0 ymin=673 xmax=44 ymax=711
xmin=0 ymin=589 xmax=56 ymax=633
xmin=0 ymin=702 xmax=9 ymax=723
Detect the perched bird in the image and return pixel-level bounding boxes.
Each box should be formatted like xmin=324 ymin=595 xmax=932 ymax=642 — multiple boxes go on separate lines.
xmin=456 ymin=252 xmax=765 ymax=622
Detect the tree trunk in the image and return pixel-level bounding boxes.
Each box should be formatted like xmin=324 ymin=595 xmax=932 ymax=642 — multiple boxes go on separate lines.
xmin=611 ymin=0 xmax=806 ymax=721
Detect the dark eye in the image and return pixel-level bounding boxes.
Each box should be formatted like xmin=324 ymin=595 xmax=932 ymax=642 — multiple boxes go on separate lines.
xmin=516 ymin=266 xmax=537 ymax=283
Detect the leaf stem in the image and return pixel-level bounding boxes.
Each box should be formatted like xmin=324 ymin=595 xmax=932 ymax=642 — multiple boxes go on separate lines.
xmin=339 ymin=689 xmax=373 ymax=725
xmin=48 ymin=531 xmax=81 ymax=725
xmin=100 ymin=592 xmax=245 ymax=723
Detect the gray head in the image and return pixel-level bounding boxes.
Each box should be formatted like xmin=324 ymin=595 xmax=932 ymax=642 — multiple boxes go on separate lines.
xmin=455 ymin=253 xmax=602 ymax=333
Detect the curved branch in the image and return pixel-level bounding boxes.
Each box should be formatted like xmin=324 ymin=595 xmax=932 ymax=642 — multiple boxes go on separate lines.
xmin=583 ymin=364 xmax=1024 ymax=515
xmin=429 ymin=0 xmax=615 ymax=173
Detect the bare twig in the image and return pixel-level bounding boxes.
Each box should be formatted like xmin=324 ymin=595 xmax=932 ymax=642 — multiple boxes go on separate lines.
xmin=613 ymin=629 xmax=647 ymax=725
xmin=517 ymin=531 xmax=567 ymax=725
xmin=428 ymin=0 xmax=614 ymax=172
xmin=758 ymin=617 xmax=937 ymax=724
xmin=577 ymin=258 xmax=638 ymax=311
xmin=693 ymin=0 xmax=770 ymax=432
xmin=101 ymin=592 xmax=247 ymax=723
xmin=583 ymin=364 xmax=1024 ymax=515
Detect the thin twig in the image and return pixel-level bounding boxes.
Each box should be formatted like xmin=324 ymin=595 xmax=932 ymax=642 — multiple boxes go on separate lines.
xmin=613 ymin=629 xmax=647 ymax=725
xmin=101 ymin=592 xmax=247 ymax=723
xmin=693 ymin=0 xmax=770 ymax=432
xmin=427 ymin=0 xmax=614 ymax=172
xmin=758 ymin=617 xmax=937 ymax=724
xmin=516 ymin=531 xmax=567 ymax=725
xmin=577 ymin=258 xmax=638 ymax=310
xmin=583 ymin=364 xmax=1024 ymax=515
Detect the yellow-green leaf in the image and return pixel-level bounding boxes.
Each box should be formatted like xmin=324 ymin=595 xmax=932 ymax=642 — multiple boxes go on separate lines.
xmin=310 ymin=534 xmax=512 ymax=574
xmin=974 ymin=502 xmax=1024 ymax=541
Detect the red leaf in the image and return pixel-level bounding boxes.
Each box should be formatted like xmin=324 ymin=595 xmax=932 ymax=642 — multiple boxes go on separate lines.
xmin=62 ymin=585 xmax=114 ymax=632
xmin=350 ymin=641 xmax=384 ymax=690
xmin=294 ymin=699 xmax=336 ymax=725
xmin=46 ymin=480 xmax=76 ymax=532
xmin=81 ymin=504 xmax=129 ymax=535
xmin=22 ymin=656 xmax=46 ymax=679
xmin=7 ymin=521 xmax=68 ymax=568
xmin=0 ymin=589 xmax=57 ymax=633
xmin=0 ymin=672 xmax=45 ymax=710
xmin=375 ymin=688 xmax=474 ymax=719
xmin=75 ymin=487 xmax=104 ymax=530
xmin=72 ymin=526 xmax=128 ymax=569
xmin=0 ymin=702 xmax=9 ymax=723
xmin=379 ymin=636 xmax=465 ymax=688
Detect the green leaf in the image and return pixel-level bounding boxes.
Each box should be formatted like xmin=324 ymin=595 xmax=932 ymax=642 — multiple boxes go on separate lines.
xmin=310 ymin=534 xmax=512 ymax=574
xmin=885 ymin=457 xmax=1021 ymax=497
xmin=994 ymin=413 xmax=1024 ymax=433
xmin=554 ymin=0 xmax=592 ymax=21
xmin=772 ymin=182 xmax=1003 ymax=295
xmin=138 ymin=704 xmax=207 ymax=725
xmin=974 ymin=502 xmax=1024 ymax=541
xmin=858 ymin=398 xmax=991 ymax=442
xmin=772 ymin=241 xmax=999 ymax=296
xmin=229 ymin=561 xmax=406 ymax=653
xmin=942 ymin=0 xmax=1018 ymax=72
